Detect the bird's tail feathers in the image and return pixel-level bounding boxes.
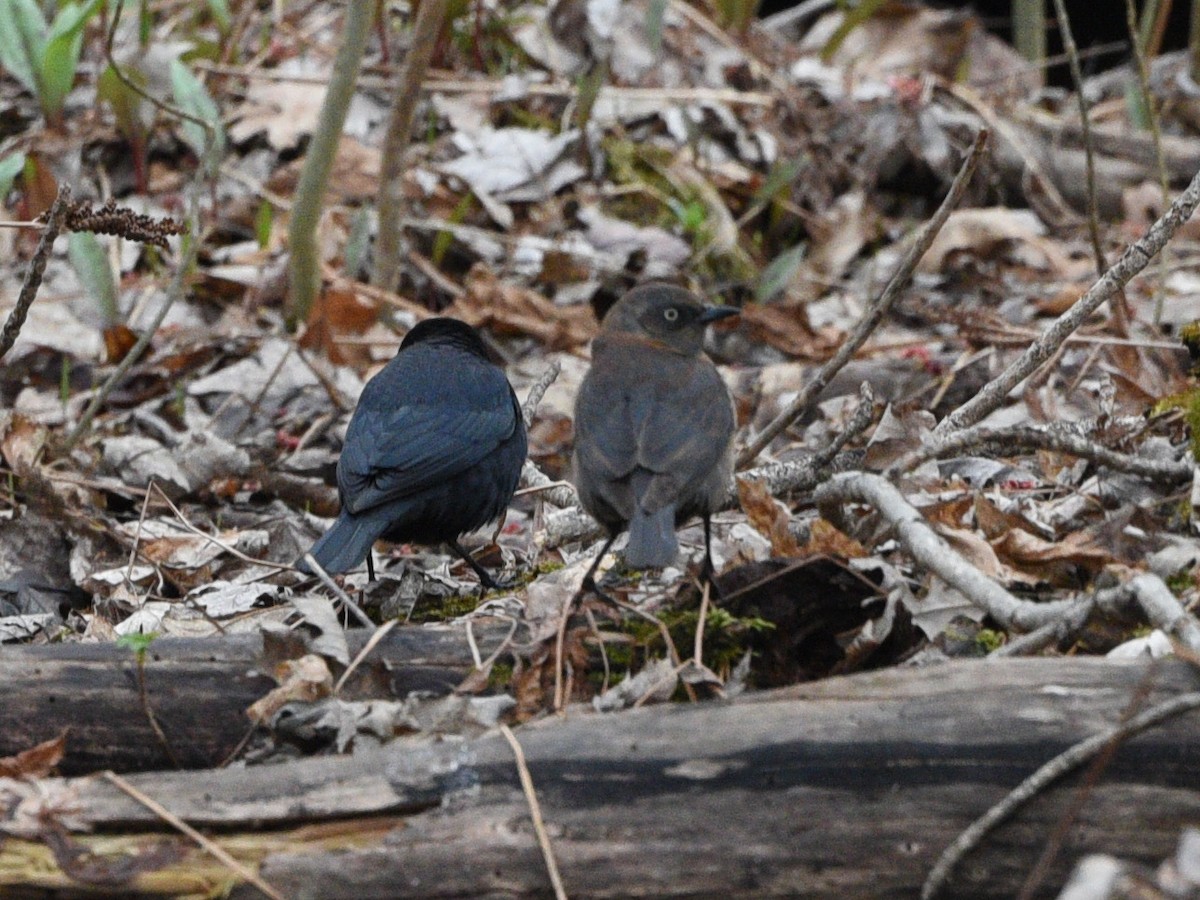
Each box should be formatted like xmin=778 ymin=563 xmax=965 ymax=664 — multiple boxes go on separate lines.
xmin=298 ymin=512 xmax=391 ymax=575
xmin=626 ymin=504 xmax=678 ymax=568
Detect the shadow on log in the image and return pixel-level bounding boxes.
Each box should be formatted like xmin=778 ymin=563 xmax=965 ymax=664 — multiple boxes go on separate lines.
xmin=0 ymin=623 xmax=510 ymax=774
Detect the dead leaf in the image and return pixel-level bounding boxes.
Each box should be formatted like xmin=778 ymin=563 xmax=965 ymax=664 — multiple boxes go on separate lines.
xmin=990 ymin=527 xmax=1112 ymax=586
xmin=919 ymin=207 xmax=1074 ymax=274
xmin=300 ymin=285 xmax=380 ymax=365
xmin=229 ymin=79 xmax=325 ymax=149
xmin=738 ymin=303 xmax=835 ymax=359
xmin=799 ymin=518 xmax=867 ymax=558
xmin=0 ymin=732 xmax=67 ymax=778
xmin=736 ymin=477 xmax=802 ymax=556
xmin=246 ymin=653 xmax=334 ymax=725
xmin=448 ymin=265 xmax=597 ymax=350
xmin=0 ymin=412 xmax=47 ymax=472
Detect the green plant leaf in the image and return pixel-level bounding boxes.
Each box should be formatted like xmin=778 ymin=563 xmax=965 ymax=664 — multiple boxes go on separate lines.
xmin=254 ymin=198 xmax=273 ymax=250
xmin=755 ymin=242 xmax=807 ymax=303
xmin=644 ymin=0 xmax=668 ymax=52
xmin=0 ymin=152 xmax=26 ymax=199
xmin=169 ymin=58 xmax=225 ymax=167
xmin=820 ymin=0 xmax=887 ymax=62
xmin=0 ymin=0 xmax=48 ymax=95
xmin=205 ymin=0 xmax=231 ymax=32
xmin=751 ymin=158 xmax=804 ymax=208
xmin=37 ymin=0 xmax=105 ymax=120
xmin=68 ymin=231 xmax=120 ymax=326
xmin=98 ymin=63 xmax=152 ymax=140
xmin=117 ymin=631 xmax=157 ymax=654
xmin=343 ymin=205 xmax=372 ymax=275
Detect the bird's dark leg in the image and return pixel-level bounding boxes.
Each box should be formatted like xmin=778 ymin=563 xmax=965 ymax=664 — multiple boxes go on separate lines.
xmin=700 ymin=515 xmax=723 ymax=601
xmin=579 ymin=534 xmax=619 ymax=606
xmin=448 ymin=539 xmax=504 ymax=591
xmin=367 ymin=553 xmax=376 ymax=582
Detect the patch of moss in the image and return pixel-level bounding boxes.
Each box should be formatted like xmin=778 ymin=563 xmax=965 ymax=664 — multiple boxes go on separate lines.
xmin=1153 ymin=386 xmax=1200 ymax=461
xmin=408 ymin=592 xmax=480 ymax=623
xmin=975 ymin=629 xmax=1004 ymax=653
xmin=487 ymin=662 xmax=514 ymax=690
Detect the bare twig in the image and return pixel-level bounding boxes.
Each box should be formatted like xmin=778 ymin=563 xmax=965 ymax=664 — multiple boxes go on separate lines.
xmin=1124 ymin=0 xmax=1173 ymax=325
xmin=921 ymin=690 xmax=1200 ymax=899
xmin=1095 ymin=574 xmax=1200 ymax=653
xmin=193 ymin=61 xmax=775 ymax=106
xmin=500 ymin=725 xmax=569 ymax=900
xmin=936 ymin=161 xmax=1200 ymax=434
xmin=0 ymin=184 xmax=71 ymax=365
xmin=64 ymin=207 xmax=198 ymax=451
xmin=101 ymin=771 xmax=286 ymax=900
xmin=814 ymin=472 xmax=1078 ymax=631
xmin=521 ymin=462 xmax=580 ymax=510
xmin=152 ymin=483 xmax=296 ymax=571
xmin=372 ymin=0 xmax=450 ymax=292
xmin=104 ymin=0 xmax=215 ymax=138
xmin=301 ymin=553 xmax=375 ymax=629
xmin=736 ymin=129 xmax=989 ymax=467
xmin=693 ymin=580 xmax=711 ymax=666
xmin=334 ymin=619 xmax=399 ymax=694
xmin=522 ymin=360 xmax=561 ymax=428
xmin=1049 ymin=0 xmax=1108 ymax=280
xmin=885 ymin=421 xmax=1192 ymax=484
xmin=989 ymin=599 xmax=1093 ymax=657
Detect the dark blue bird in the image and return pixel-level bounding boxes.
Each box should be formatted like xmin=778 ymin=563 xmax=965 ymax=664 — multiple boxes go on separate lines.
xmin=299 ymin=318 xmax=527 ymax=587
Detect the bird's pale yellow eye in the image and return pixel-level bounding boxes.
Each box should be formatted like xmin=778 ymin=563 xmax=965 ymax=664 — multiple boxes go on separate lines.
xmin=663 ymin=308 xmax=679 ymax=322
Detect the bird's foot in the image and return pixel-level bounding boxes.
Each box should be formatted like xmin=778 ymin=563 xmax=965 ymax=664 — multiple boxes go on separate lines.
xmin=578 ymin=574 xmax=620 ymax=609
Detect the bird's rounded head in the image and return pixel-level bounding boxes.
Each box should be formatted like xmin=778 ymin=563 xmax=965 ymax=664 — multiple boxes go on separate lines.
xmin=600 ymin=282 xmax=738 ymax=356
xmin=400 ymin=317 xmax=490 ymax=357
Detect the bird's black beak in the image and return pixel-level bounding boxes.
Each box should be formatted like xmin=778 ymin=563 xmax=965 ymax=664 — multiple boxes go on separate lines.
xmin=699 ymin=305 xmax=739 ymax=324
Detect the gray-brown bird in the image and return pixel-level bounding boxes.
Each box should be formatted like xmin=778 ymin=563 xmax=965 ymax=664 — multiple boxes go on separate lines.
xmin=572 ymin=283 xmax=738 ymax=596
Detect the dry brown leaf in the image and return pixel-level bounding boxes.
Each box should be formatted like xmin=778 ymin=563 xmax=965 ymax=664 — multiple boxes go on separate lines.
xmin=738 ymin=303 xmax=836 ymax=360
xmin=0 ymin=412 xmax=47 ymax=472
xmin=937 ymin=524 xmax=1023 ymax=583
xmin=300 ymin=286 xmax=379 ymax=366
xmin=799 ymin=518 xmax=868 ymax=558
xmin=448 ymin=264 xmax=597 ymax=350
xmin=737 ymin=477 xmax=802 ymax=557
xmin=918 ymin=495 xmax=974 ymax=530
xmin=973 ymin=494 xmax=1039 ymax=541
xmin=802 ymin=2 xmax=974 ymax=82
xmin=919 ymin=207 xmax=1075 ymax=274
xmin=990 ymin=528 xmax=1112 ymax=586
xmin=102 ymin=324 xmax=139 ymax=364
xmin=0 ymin=732 xmax=67 ymax=778
xmin=246 ymin=654 xmax=333 ymax=725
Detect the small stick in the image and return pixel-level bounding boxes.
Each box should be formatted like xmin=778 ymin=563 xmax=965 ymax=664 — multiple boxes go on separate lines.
xmin=500 ymin=725 xmax=569 ymax=900
xmin=0 ymin=184 xmax=72 ymax=364
xmin=936 ymin=158 xmax=1200 ymax=434
xmin=101 ymin=771 xmax=286 ymax=900
xmin=301 ymin=553 xmax=374 ymax=628
xmin=921 ymin=690 xmax=1200 ymax=899
xmin=737 ymin=128 xmax=989 ymax=467
xmin=522 ymin=360 xmax=561 ymax=428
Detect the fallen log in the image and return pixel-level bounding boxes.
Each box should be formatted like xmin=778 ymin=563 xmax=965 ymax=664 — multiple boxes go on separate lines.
xmin=2 ymin=657 xmax=1198 ymax=898
xmin=0 ymin=622 xmax=511 ymax=774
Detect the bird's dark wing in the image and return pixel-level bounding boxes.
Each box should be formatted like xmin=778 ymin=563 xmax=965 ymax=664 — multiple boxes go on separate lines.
xmin=632 ymin=356 xmax=732 ymax=511
xmin=337 ymin=349 xmax=519 ymax=515
xmin=574 ymin=337 xmax=733 ymax=519
xmin=573 ymin=361 xmax=640 ymax=483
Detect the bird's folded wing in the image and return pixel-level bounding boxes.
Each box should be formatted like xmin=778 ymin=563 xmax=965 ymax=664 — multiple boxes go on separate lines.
xmin=338 ymin=400 xmax=517 ymax=515
xmin=634 ymin=362 xmax=732 ymax=509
